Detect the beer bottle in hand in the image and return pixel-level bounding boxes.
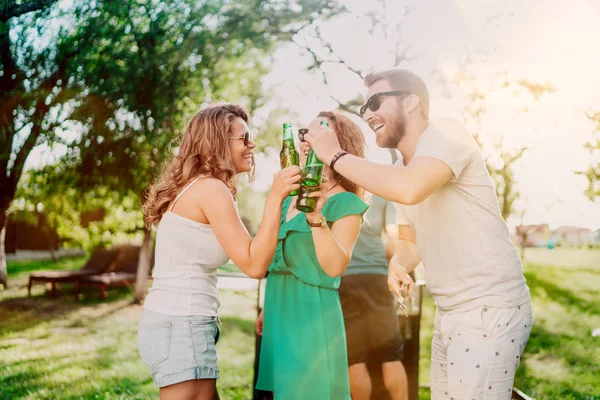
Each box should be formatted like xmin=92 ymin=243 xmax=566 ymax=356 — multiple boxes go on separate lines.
xmin=280 ymin=123 xmax=300 ymax=195
xmin=300 ymin=120 xmax=328 ymax=187
xmin=296 ymin=120 xmax=329 ymax=212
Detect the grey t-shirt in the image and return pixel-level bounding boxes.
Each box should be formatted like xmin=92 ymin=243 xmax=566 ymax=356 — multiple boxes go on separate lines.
xmin=344 ymin=195 xmax=395 ymax=276
xmin=395 ymin=118 xmax=530 ymax=312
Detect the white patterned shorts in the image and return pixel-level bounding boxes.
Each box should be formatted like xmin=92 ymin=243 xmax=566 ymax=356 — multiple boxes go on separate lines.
xmin=430 ymin=301 xmax=533 ymax=400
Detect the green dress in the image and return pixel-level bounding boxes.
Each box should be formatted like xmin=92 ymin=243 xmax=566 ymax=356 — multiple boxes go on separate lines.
xmin=256 ymin=192 xmax=368 ymax=400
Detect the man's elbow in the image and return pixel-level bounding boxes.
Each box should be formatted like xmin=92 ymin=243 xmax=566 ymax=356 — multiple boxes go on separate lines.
xmin=392 ymin=189 xmax=427 ymax=205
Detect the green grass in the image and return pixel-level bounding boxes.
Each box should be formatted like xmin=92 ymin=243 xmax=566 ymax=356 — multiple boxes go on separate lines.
xmin=0 ymin=258 xmax=258 ymax=400
xmin=522 ymin=247 xmax=600 ymax=269
xmin=2 ymin=250 xmax=599 ymax=399
xmin=515 ymin=262 xmax=600 ymax=399
xmin=416 ymin=254 xmax=600 ymax=400
xmin=6 ymin=256 xmax=87 ymax=280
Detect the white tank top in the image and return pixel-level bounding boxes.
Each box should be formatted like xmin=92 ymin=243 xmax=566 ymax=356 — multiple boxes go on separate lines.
xmin=143 ymin=178 xmax=229 ymax=316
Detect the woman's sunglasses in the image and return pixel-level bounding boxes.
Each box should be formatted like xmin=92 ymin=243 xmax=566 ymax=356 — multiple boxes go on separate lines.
xmin=229 ymin=131 xmax=253 ymax=147
xmin=359 ymin=90 xmax=411 ymax=116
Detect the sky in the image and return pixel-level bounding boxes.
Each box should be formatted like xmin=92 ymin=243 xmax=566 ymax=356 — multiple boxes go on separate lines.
xmin=23 ymin=0 xmax=600 ymax=231
xmin=251 ymin=0 xmax=600 ymax=231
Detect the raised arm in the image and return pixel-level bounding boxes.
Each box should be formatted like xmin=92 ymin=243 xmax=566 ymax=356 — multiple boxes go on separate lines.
xmin=201 ymin=167 xmax=301 ymax=278
xmin=303 ymin=123 xmax=461 ymax=205
xmin=324 ymin=155 xmax=453 ymax=205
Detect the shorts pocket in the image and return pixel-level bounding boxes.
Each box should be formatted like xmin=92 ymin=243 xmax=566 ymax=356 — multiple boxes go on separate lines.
xmin=138 ymin=321 xmax=172 ymax=370
xmin=189 ymin=320 xmax=216 ymax=354
xmin=483 ymin=363 xmax=516 ymax=399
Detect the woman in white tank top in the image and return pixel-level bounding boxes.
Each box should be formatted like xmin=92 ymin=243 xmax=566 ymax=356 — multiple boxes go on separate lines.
xmin=137 ymin=102 xmax=304 ymax=400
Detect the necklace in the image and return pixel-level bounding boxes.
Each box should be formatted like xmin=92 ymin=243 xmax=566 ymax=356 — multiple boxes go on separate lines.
xmin=327 ymin=182 xmax=340 ymax=193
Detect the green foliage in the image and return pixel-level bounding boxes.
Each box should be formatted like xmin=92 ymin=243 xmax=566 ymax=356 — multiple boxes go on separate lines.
xmin=0 ymin=0 xmax=342 ymax=286
xmin=62 ymin=0 xmax=342 ymax=200
xmin=1 ymin=1 xmax=78 ymax=211
xmin=487 ymin=142 xmax=527 ymax=221
xmin=438 ymin=62 xmax=536 ymax=220
xmin=11 ymin=165 xmax=144 ymax=252
xmin=11 ymin=166 xmax=82 ymax=249
xmin=578 ymin=111 xmax=600 ymax=200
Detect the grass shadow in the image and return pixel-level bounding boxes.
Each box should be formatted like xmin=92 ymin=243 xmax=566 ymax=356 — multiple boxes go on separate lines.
xmin=525 ymin=271 xmax=599 ymax=315
xmin=515 ymin=324 xmax=600 ymax=399
xmin=0 ymin=286 xmax=133 ymax=340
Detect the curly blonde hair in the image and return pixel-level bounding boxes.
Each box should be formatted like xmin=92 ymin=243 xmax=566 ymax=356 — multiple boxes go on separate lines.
xmin=317 ymin=111 xmax=366 ymax=200
xmin=144 ymin=102 xmax=250 ymax=228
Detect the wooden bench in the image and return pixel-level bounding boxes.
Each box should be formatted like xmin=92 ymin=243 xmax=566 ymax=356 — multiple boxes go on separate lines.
xmin=74 ymin=244 xmax=146 ymax=300
xmin=28 ymin=247 xmax=118 ymax=297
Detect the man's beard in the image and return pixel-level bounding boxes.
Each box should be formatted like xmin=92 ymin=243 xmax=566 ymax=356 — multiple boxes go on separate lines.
xmin=377 ymin=113 xmax=406 ymax=149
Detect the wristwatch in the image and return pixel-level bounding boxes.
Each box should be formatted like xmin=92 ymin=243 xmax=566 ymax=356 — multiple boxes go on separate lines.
xmin=306 ymin=215 xmax=327 ymax=228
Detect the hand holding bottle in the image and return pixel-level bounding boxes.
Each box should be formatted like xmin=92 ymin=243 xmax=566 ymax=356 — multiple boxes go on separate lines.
xmin=270 ymin=166 xmax=302 ymax=202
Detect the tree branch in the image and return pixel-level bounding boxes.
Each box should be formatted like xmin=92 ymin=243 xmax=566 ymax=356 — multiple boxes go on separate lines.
xmin=297 ymin=39 xmax=361 ymax=117
xmin=0 ymin=0 xmax=58 ymax=22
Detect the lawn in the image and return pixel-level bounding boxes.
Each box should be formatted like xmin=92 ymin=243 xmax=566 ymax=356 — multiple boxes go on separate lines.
xmin=1 ymin=249 xmax=599 ymax=399
xmin=417 ymin=248 xmax=600 ymax=400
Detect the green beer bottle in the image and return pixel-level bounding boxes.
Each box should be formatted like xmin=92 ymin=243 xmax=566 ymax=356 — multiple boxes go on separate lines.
xmin=301 ymin=120 xmax=328 ymax=187
xmin=296 ymin=120 xmax=329 ymax=213
xmin=280 ymin=123 xmax=300 ymax=196
xmin=295 ymin=184 xmax=320 ymax=213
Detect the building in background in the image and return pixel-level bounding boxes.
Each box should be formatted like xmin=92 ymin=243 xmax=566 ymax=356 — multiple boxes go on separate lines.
xmin=551 ymin=226 xmax=595 ymax=247
xmin=515 ymin=224 xmax=553 ymax=247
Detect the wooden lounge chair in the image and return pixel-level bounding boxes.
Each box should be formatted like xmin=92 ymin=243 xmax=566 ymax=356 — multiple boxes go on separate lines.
xmin=28 ymin=246 xmax=119 ymax=297
xmin=74 ymin=244 xmax=145 ymax=300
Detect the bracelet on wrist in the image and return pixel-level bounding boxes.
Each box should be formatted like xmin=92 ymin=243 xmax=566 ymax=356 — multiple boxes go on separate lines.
xmin=329 ymin=150 xmax=349 ymax=172
xmin=306 ymin=215 xmax=327 ymax=228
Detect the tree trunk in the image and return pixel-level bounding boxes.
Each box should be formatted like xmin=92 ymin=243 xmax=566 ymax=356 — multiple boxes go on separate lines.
xmin=49 ymin=248 xmax=58 ymax=263
xmin=43 ymin=223 xmax=59 ymax=263
xmin=134 ymin=227 xmax=153 ymax=303
xmin=0 ymin=208 xmax=9 ymax=288
xmin=520 ymin=232 xmax=527 ymax=261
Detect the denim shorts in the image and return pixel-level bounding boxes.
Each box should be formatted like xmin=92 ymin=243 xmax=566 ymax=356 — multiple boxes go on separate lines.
xmin=137 ymin=309 xmax=220 ymax=387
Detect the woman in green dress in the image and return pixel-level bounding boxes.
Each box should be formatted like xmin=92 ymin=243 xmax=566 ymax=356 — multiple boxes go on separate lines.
xmin=256 ymin=111 xmax=369 ymax=399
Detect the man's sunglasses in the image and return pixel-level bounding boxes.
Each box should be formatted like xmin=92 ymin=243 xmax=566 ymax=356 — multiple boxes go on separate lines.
xmin=360 ymin=90 xmax=411 ymax=116
xmin=229 ymin=131 xmax=253 ymax=146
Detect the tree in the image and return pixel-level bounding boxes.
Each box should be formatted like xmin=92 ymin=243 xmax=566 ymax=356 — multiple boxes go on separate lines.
xmin=579 ymin=111 xmax=600 ymax=200
xmin=12 ymin=163 xmax=143 ymax=261
xmin=0 ymin=0 xmax=75 ymax=287
xmin=11 ymin=166 xmax=79 ymax=262
xmin=438 ymin=60 xmax=557 ymax=220
xmin=292 ymin=0 xmax=413 ymax=117
xmin=289 ymin=2 xmax=534 ymax=220
xmin=57 ymin=0 xmax=342 ymax=302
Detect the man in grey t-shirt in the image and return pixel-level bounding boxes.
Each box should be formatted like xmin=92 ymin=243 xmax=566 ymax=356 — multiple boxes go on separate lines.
xmin=304 ymin=69 xmax=532 ymax=399
xmin=339 ymin=194 xmax=407 ymax=400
